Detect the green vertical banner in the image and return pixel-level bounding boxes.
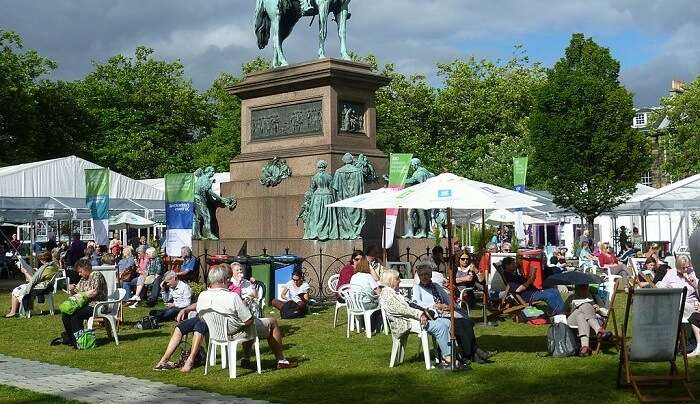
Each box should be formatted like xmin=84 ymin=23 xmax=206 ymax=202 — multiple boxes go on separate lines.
xmin=165 ymin=173 xmax=195 ymax=255
xmin=512 ymin=156 xmax=528 ymax=242
xmin=385 ymin=153 xmax=413 ymax=249
xmin=85 ymin=168 xmax=110 ymax=245
xmin=513 ymin=156 xmax=528 ymax=190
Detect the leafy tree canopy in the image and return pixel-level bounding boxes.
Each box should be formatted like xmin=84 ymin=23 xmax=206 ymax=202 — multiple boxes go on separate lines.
xmin=74 ymin=46 xmax=213 ymax=178
xmin=529 ymin=33 xmax=652 ymax=225
xmin=657 ymin=76 xmax=700 ymax=181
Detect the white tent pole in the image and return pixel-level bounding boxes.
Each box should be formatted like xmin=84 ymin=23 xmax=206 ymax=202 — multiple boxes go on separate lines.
xmin=685 ymin=209 xmax=690 ymax=246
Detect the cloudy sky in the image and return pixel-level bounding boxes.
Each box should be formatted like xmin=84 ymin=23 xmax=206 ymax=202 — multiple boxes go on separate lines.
xmin=2 ymin=0 xmax=699 ymax=106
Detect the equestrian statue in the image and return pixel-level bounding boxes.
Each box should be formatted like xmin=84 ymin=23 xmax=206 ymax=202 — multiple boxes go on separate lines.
xmin=254 ymin=0 xmax=352 ymax=68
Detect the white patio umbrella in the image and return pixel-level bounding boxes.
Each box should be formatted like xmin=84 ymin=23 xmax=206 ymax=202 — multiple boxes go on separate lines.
xmin=108 ymin=211 xmax=154 ymax=230
xmin=327 ymin=172 xmax=542 ymax=370
xmin=326 ymin=187 xmax=400 ymax=208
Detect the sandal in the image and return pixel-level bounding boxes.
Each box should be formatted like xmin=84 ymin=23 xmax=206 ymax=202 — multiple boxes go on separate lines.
xmin=50 ymin=337 xmax=63 ymax=346
xmin=153 ymin=361 xmax=177 ymax=371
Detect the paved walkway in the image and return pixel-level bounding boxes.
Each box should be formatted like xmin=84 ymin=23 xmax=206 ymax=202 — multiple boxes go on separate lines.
xmin=0 ymin=354 xmax=271 ymax=404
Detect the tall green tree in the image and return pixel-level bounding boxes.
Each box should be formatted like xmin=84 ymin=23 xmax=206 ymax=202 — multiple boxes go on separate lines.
xmin=74 ymin=47 xmax=213 ymax=178
xmin=658 ymin=77 xmax=700 ymax=181
xmin=0 ymin=29 xmax=56 ymax=166
xmin=529 ymin=33 xmax=652 ymax=232
xmin=433 ymin=50 xmax=545 ymax=186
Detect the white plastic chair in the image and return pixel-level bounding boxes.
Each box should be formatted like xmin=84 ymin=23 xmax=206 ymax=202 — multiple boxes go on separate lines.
xmin=19 ymin=273 xmax=59 ymax=318
xmin=53 ymin=268 xmax=69 ymax=293
xmin=340 ymin=286 xmax=388 ymax=338
xmin=328 ymin=274 xmax=347 ymax=327
xmin=87 ymin=288 xmax=126 ymax=345
xmin=200 ymin=310 xmax=262 ymax=379
xmin=386 ymin=317 xmax=434 ymax=370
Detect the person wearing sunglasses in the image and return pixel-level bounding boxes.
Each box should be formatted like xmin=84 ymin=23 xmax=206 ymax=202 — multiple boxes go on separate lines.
xmin=336 ymin=250 xmax=364 ymax=302
xmin=657 ymin=256 xmax=700 ymax=357
xmin=455 ymin=253 xmax=483 ymax=309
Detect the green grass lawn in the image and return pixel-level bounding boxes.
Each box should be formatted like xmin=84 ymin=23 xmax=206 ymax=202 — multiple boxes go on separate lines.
xmin=0 ymin=293 xmax=698 ymax=404
xmin=0 ymin=384 xmax=83 ymax=403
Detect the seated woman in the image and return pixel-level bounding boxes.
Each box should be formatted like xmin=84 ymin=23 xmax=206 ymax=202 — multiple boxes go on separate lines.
xmin=412 ymin=263 xmax=492 ymax=364
xmin=598 ymin=244 xmax=629 ymax=277
xmin=117 ymin=246 xmax=137 ymax=280
xmin=578 ymin=241 xmax=598 ymax=272
xmin=349 ymin=258 xmax=381 ymax=310
xmin=454 ymin=253 xmax=483 ymax=309
xmin=656 ymin=256 xmax=700 ymax=357
xmin=501 ymin=256 xmax=564 ymax=315
xmin=336 ymin=250 xmax=365 ymax=302
xmin=564 ymin=284 xmax=611 ymax=356
xmin=272 ymin=269 xmax=310 ymax=317
xmin=365 ymin=245 xmax=384 ymax=281
xmin=636 ymin=257 xmax=668 ymax=288
xmin=5 ymin=250 xmax=58 ymax=317
xmin=379 ymin=269 xmax=458 ymax=369
xmin=122 ymin=245 xmax=148 ymax=301
xmin=129 ymin=247 xmax=164 ymax=307
xmin=644 ymin=243 xmax=663 ymax=266
xmin=59 ymin=258 xmax=107 ymax=348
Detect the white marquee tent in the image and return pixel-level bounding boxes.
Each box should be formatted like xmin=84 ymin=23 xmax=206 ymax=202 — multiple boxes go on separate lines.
xmin=0 ymin=156 xmax=165 ymax=223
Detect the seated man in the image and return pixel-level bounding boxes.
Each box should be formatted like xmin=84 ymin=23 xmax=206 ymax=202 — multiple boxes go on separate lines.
xmin=154 ymin=267 xmax=297 ymax=371
xmin=272 ymin=269 xmax=310 ymax=318
xmin=501 ymin=256 xmax=564 ymax=315
xmin=411 ymin=262 xmax=492 ymax=365
xmin=150 ymin=271 xmax=192 ymax=322
xmin=176 ymin=246 xmax=199 ymax=282
xmin=197 ymin=267 xmax=298 ymax=370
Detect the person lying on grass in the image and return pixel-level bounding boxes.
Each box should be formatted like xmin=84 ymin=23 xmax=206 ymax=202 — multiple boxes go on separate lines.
xmin=154 ymin=266 xmax=297 ymax=371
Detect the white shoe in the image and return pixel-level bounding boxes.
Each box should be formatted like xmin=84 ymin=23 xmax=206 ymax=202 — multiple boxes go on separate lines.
xmin=687 ymin=349 xmax=700 ymax=358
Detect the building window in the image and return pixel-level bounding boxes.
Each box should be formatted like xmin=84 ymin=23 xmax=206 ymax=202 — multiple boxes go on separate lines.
xmin=641 ymin=171 xmax=652 ymax=186
xmin=634 ymin=112 xmax=647 ymax=127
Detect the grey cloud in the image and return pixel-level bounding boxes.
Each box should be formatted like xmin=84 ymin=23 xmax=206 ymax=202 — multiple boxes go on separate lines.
xmin=0 ymin=0 xmax=698 ymax=105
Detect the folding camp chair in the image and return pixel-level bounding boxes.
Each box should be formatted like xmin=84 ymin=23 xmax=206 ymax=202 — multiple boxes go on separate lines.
xmin=488 ymin=264 xmax=527 ymax=320
xmin=594 ymin=277 xmax=621 ymax=354
xmin=617 ymin=287 xmax=694 ymax=403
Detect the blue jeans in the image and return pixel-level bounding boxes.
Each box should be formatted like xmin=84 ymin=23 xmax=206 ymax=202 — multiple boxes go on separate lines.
xmin=426 ymin=318 xmax=451 ymax=359
xmin=121 ymin=278 xmax=139 ymax=300
xmin=531 ymin=288 xmax=564 ymax=315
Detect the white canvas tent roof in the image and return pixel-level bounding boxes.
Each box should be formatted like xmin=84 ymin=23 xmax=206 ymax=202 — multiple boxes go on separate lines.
xmin=630 ymin=173 xmax=700 ymax=211
xmin=0 ymin=156 xmax=165 ymax=223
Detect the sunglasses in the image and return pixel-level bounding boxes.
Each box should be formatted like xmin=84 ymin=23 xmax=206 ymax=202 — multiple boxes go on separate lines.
xmin=459 ymin=257 xmax=469 ymax=261
xmin=353 ymin=257 xmax=362 ymax=261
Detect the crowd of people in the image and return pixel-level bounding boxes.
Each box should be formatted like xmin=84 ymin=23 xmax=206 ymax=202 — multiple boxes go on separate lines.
xmin=3 ymin=227 xmax=698 ymax=373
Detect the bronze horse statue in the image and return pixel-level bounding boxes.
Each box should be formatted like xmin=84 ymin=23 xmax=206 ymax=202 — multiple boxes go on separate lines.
xmin=254 ymin=0 xmax=351 ymax=67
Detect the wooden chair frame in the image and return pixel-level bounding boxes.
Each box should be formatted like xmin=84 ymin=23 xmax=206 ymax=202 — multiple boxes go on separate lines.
xmin=594 ymin=278 xmax=621 ymax=354
xmin=616 ymin=287 xmax=694 ymax=403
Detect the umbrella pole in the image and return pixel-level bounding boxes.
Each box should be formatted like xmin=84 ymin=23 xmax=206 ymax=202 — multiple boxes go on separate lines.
xmin=446 ymin=208 xmax=457 ymax=371
xmin=478 ymin=209 xmax=496 ymax=327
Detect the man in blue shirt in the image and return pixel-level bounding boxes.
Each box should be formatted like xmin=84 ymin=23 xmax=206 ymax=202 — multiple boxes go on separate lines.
xmin=177 ymin=246 xmax=198 ymax=282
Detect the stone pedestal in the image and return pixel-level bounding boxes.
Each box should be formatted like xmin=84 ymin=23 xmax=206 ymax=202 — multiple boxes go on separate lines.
xmin=211 ymin=59 xmax=390 ymax=259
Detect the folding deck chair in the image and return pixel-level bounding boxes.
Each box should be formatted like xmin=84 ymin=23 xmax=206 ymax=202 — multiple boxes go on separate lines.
xmin=617 ymin=287 xmax=694 ymax=402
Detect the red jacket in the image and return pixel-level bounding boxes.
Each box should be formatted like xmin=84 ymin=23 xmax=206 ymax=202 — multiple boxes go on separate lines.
xmin=336 ymin=264 xmax=354 ymax=299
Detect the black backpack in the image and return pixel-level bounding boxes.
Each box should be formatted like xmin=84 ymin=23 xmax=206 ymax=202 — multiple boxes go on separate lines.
xmin=546 ymin=322 xmax=579 ymax=357
xmin=135 ymin=315 xmax=160 ymax=330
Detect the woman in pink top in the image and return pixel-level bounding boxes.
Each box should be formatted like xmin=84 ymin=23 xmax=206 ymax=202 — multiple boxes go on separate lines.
xmin=656 ymin=256 xmax=700 ymax=357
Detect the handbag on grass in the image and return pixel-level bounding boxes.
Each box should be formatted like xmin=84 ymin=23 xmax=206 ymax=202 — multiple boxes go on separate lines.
xmin=59 ymin=292 xmax=89 ymax=315
xmin=74 ymin=329 xmax=97 ymax=350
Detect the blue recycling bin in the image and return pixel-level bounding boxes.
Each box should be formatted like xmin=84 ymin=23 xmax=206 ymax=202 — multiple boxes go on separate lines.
xmin=272 ymin=255 xmax=304 ymax=300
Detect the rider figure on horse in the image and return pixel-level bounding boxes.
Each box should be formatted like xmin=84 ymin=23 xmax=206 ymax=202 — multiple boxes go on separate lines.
xmin=300 ymin=0 xmax=314 ymax=15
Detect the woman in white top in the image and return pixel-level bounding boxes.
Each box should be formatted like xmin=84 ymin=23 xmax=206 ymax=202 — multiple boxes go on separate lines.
xmin=272 ymin=269 xmax=310 ymax=312
xmin=349 ymin=258 xmax=381 ymax=309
